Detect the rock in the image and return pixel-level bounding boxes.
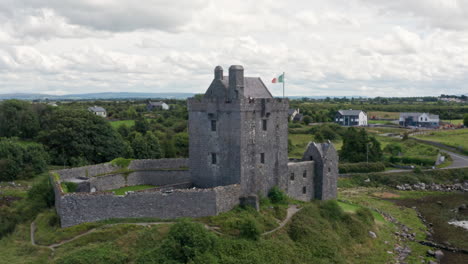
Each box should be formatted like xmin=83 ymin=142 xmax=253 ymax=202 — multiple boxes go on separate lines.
xmin=427 ymin=250 xmax=435 ymax=256
xmin=364 ymin=178 xmax=370 ymax=183
xmin=368 ymin=231 xmax=377 ymax=239
xmin=436 ymin=201 xmax=442 ymax=205
xmin=428 ymin=261 xmax=438 ymax=264
xmin=459 ymin=204 xmax=467 ymax=211
xmin=434 ymin=250 xmax=444 ymax=260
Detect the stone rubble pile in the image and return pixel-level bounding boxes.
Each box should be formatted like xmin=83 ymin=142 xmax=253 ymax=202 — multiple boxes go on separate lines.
xmin=396 ymin=181 xmax=468 ymax=192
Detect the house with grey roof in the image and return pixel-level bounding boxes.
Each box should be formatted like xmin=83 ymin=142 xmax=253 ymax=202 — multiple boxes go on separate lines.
xmin=399 ymin=113 xmax=439 ymax=127
xmin=288 ymin=108 xmax=300 ymax=122
xmin=88 ymin=106 xmax=107 ymax=117
xmin=147 ymin=101 xmax=169 ymax=111
xmin=335 ymin=109 xmax=367 ymax=126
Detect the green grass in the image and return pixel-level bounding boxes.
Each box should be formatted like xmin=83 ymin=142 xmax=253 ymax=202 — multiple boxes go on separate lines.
xmin=442 ymin=119 xmax=463 ymax=125
xmin=337 ymin=201 xmax=385 ymax=223
xmin=367 ymin=111 xmax=400 ymax=119
xmin=109 ymin=185 xmax=155 ymax=195
xmin=413 ymin=128 xmax=468 ymax=152
xmin=109 ymin=120 xmax=135 ymax=128
xmin=288 ymin=134 xmax=341 ymax=159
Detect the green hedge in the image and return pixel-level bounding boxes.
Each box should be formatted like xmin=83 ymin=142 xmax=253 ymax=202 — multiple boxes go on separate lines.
xmin=339 ymin=162 xmax=386 ymax=174
xmin=389 ymin=156 xmax=434 ymax=166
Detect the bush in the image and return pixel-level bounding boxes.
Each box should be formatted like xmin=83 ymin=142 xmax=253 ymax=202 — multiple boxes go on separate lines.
xmin=268 ymin=186 xmax=288 ymax=204
xmin=239 ymin=217 xmax=261 ymax=240
xmin=54 ymin=243 xmax=128 ymax=264
xmin=389 ymin=156 xmax=434 ymax=166
xmin=338 ymin=162 xmax=386 ymax=173
xmin=319 ymin=200 xmax=344 ymax=221
xmin=156 ymin=220 xmax=217 ymax=263
xmin=110 ymin=157 xmax=132 ymax=168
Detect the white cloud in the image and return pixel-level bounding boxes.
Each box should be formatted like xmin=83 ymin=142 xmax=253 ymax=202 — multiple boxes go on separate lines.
xmin=0 ymin=0 xmax=467 ymax=96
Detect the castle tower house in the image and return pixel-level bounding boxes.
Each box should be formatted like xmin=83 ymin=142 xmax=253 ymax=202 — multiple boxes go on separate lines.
xmin=188 ymin=65 xmax=289 ymax=196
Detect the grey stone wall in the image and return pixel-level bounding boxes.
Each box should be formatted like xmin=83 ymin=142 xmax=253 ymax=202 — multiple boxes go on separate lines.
xmin=286 ymin=161 xmax=315 ymax=201
xmin=54 ymin=163 xmax=118 ymax=180
xmin=128 ymin=159 xmax=188 ymax=170
xmin=239 ymin=98 xmax=289 ymax=196
xmin=215 ymin=184 xmax=241 ymax=213
xmin=55 ymin=184 xmax=240 ymax=227
xmin=302 ymin=141 xmax=338 ymax=200
xmin=188 ymin=97 xmax=289 ymax=197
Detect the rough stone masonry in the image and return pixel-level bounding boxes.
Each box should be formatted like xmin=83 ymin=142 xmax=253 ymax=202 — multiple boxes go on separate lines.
xmin=52 ymin=65 xmax=338 ymax=227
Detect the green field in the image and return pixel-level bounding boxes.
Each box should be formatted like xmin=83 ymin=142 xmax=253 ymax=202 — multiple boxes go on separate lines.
xmin=288 ymin=134 xmax=342 ymax=159
xmin=109 ymin=185 xmax=155 ymax=195
xmin=413 ymin=129 xmax=468 ymax=152
xmin=442 ymin=119 xmax=463 ymax=125
xmin=109 ymin=120 xmax=135 ymax=128
xmin=367 ymin=111 xmax=399 ymax=119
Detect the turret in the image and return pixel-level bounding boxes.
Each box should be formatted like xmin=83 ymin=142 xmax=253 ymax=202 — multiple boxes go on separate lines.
xmin=214 ymin=66 xmax=223 ymax=80
xmin=228 ymin=65 xmax=244 ymax=99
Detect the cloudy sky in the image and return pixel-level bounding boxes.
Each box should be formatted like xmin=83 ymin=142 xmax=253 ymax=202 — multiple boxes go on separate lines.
xmin=0 ymin=0 xmax=467 ymax=97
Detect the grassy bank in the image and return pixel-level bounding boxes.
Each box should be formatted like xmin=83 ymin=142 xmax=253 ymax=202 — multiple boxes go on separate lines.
xmin=413 ymin=129 xmax=468 ymax=153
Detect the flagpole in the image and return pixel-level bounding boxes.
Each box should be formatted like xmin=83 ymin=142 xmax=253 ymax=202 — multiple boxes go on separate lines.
xmin=282 ymin=72 xmax=285 ymax=98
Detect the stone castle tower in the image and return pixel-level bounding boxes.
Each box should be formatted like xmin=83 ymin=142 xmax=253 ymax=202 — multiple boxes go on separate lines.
xmin=188 ymin=65 xmax=289 ymax=196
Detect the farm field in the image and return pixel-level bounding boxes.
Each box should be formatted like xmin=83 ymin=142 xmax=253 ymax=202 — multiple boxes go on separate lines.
xmin=413 ymin=129 xmax=468 ymax=152
xmin=442 ymin=119 xmax=463 ymax=125
xmin=367 ymin=111 xmax=399 ymax=119
xmin=109 ymin=120 xmax=135 ymax=128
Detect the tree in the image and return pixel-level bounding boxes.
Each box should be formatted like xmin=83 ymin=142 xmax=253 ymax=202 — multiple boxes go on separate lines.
xmin=162 ymin=136 xmax=176 ymax=158
xmin=0 ymin=139 xmax=49 ymax=181
xmin=174 ymin=132 xmax=189 ymax=157
xmin=0 ymin=100 xmax=40 ymax=139
xmin=340 ymin=128 xmax=382 ymax=163
xmin=302 ymin=115 xmax=312 ymax=125
xmin=130 ymin=132 xmax=162 ymax=159
xmin=38 ymin=109 xmax=125 ymax=166
xmin=464 ymin=113 xmax=468 ymax=127
xmin=134 ymin=116 xmax=149 ymax=134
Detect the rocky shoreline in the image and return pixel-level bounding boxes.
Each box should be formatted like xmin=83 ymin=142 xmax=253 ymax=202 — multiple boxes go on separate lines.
xmin=395 ymin=181 xmax=468 ymax=192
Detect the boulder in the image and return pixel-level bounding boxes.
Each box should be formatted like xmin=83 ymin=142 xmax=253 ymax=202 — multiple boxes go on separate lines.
xmin=434 ymin=250 xmax=444 ymax=260
xmin=368 ymin=231 xmax=377 ymax=239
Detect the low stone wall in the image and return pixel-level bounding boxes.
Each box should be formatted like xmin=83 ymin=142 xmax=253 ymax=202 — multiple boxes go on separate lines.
xmin=56 ymin=184 xmax=241 ymax=227
xmin=287 ymin=161 xmax=315 ymax=201
xmin=54 ymin=163 xmax=118 ymax=180
xmin=89 ymin=170 xmax=191 ymax=192
xmin=128 ymin=159 xmax=188 ymax=170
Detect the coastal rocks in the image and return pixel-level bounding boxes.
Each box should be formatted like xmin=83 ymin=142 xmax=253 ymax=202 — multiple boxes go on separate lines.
xmin=368 ymin=231 xmax=377 ymax=239
xmin=395 ymin=181 xmax=468 ymax=192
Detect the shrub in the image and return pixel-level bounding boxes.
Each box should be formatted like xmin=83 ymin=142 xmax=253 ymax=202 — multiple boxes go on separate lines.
xmin=319 ymin=200 xmax=344 ymax=221
xmin=389 ymin=156 xmax=434 ymax=166
xmin=54 ymin=243 xmax=128 ymax=264
xmin=338 ymin=162 xmax=386 ymax=173
xmin=355 ymin=207 xmax=374 ymax=226
xmin=110 ymin=157 xmax=132 ymax=168
xmin=268 ymin=186 xmax=288 ymax=204
xmin=157 ymin=220 xmax=217 ymax=263
xmin=61 ymin=182 xmax=78 ymax=193
xmin=239 ymin=217 xmax=261 ymax=240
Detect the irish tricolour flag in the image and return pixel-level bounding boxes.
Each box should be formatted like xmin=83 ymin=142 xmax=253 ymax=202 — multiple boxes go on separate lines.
xmin=271 ymin=73 xmax=284 ymax=83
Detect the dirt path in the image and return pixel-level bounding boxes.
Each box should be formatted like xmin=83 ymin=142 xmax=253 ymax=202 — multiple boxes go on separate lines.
xmin=30 ymin=206 xmax=303 ymax=250
xmin=262 ymin=205 xmax=301 ymax=236
xmin=30 ymin=221 xmax=174 ymax=251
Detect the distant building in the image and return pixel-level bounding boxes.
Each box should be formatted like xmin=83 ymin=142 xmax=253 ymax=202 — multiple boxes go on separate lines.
xmin=88 ymin=106 xmax=107 ymax=117
xmin=399 ymin=113 xmax=439 ymax=127
xmin=335 ymin=110 xmax=367 ymax=126
xmin=288 ymin=108 xmax=300 ymax=122
xmin=147 ymin=101 xmax=169 ymax=111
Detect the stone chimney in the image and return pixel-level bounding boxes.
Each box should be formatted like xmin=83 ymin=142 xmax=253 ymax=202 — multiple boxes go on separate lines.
xmin=214 ymin=65 xmax=223 ymax=80
xmin=228 ymin=65 xmax=244 ymax=99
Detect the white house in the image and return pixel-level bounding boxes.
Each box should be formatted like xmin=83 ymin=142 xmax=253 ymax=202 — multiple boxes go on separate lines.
xmin=88 ymin=106 xmax=107 ymax=117
xmin=335 ymin=110 xmax=367 ymax=126
xmin=147 ymin=101 xmax=170 ymax=111
xmin=399 ymin=113 xmax=439 ymax=127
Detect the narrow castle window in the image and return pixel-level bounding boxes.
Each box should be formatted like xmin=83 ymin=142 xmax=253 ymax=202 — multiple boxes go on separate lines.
xmin=290 ymin=173 xmax=295 ymax=181
xmin=328 ymin=167 xmax=331 ymax=173
xmin=302 ymin=186 xmax=307 ymax=194
xmin=309 ymin=156 xmax=313 ymax=161
xmin=211 ymin=120 xmax=216 ymax=131
xmin=303 ymin=170 xmax=307 ymax=178
xmin=260 ymin=153 xmax=265 ymax=164
xmin=262 ymin=119 xmax=267 ymax=131
xmin=211 ymin=153 xmax=217 ymax=164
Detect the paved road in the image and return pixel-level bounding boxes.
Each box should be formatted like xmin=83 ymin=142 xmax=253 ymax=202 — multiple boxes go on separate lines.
xmin=442 ymin=149 xmax=468 ymax=169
